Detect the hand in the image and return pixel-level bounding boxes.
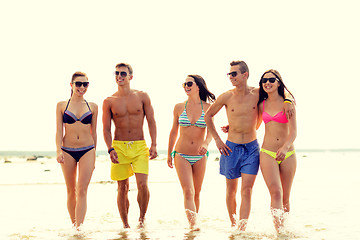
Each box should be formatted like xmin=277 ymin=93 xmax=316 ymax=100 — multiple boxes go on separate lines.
xmin=167 ymin=155 xmax=174 ymax=168
xmin=276 ymin=146 xmax=289 ymax=162
xmin=109 ymin=149 xmax=119 ymax=163
xmin=56 ymin=152 xmax=64 ymax=163
xmin=284 ymin=102 xmax=295 ymax=119
xmin=198 ymin=146 xmax=208 ymax=156
xmin=149 ymin=146 xmax=157 ymax=160
xmin=221 ymin=125 xmax=229 ymax=133
xmin=215 ymin=138 xmax=232 ymax=156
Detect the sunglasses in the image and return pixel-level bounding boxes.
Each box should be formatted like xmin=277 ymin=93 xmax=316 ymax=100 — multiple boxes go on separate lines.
xmin=227 ymin=71 xmax=241 ymax=77
xmin=74 ymin=82 xmax=89 ymax=88
xmin=114 ymin=71 xmax=128 ymax=77
xmin=261 ymin=78 xmax=278 ymax=84
xmin=182 ymin=81 xmax=194 ymax=88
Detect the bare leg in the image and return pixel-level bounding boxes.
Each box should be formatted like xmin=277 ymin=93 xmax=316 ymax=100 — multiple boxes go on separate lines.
xmin=226 ymin=178 xmax=238 ymax=227
xmin=260 ymin=152 xmax=284 ymax=231
xmin=75 ymin=149 xmax=95 ymax=227
xmin=280 ymin=155 xmax=297 ymax=213
xmin=135 ymin=173 xmax=149 ymax=228
xmin=117 ymin=179 xmax=130 ymax=228
xmin=174 ymin=155 xmax=198 ymax=229
xmin=192 ymin=156 xmax=207 ymax=213
xmin=60 ymin=152 xmax=77 ymax=226
xmin=238 ymin=173 xmax=257 ymax=231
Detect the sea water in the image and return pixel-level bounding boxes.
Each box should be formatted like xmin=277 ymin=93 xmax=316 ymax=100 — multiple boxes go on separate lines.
xmin=0 ymin=150 xmax=359 ymax=239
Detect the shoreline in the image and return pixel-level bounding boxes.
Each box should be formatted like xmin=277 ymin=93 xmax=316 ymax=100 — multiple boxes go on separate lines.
xmin=1 ymin=148 xmax=360 ymax=158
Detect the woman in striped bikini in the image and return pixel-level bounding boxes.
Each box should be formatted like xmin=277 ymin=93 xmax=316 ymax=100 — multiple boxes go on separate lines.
xmin=167 ymin=74 xmax=215 ymax=230
xmin=258 ymin=69 xmax=297 ymax=232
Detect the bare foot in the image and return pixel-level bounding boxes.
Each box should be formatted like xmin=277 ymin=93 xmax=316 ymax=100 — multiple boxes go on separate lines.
xmin=138 ymin=217 xmax=145 ymax=229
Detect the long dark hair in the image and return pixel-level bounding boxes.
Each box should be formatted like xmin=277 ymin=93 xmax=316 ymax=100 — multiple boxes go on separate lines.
xmin=188 ymin=74 xmax=216 ymax=103
xmin=258 ymin=69 xmax=295 ymax=105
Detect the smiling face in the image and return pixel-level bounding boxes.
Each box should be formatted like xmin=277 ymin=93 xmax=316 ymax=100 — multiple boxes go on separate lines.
xmin=228 ymin=65 xmax=248 ymax=86
xmin=261 ymin=72 xmax=280 ymax=94
xmin=71 ymin=76 xmax=89 ymax=96
xmin=183 ymin=77 xmax=199 ymax=96
xmin=115 ymin=66 xmax=133 ymax=86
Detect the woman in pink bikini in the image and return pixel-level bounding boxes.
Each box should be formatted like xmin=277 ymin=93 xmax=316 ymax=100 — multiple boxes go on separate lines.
xmin=167 ymin=75 xmax=215 ymax=230
xmin=258 ymin=69 xmax=297 ymax=232
xmin=55 ymin=72 xmax=98 ymax=229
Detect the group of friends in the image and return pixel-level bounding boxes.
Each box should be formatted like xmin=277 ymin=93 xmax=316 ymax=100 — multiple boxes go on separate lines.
xmin=55 ymin=61 xmax=297 ymax=233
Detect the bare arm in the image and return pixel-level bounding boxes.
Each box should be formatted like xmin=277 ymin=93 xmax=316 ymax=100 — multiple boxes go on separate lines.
xmin=284 ymin=93 xmax=295 ymax=119
xmin=204 ymin=93 xmax=232 ymax=156
xmin=143 ymin=93 xmax=157 ymax=159
xmin=276 ymin=107 xmax=297 ymax=160
xmin=55 ymin=102 xmax=65 ymax=163
xmin=256 ymin=102 xmax=263 ymax=130
xmin=102 ymin=98 xmax=118 ymax=163
xmin=199 ymin=103 xmax=213 ymax=155
xmin=167 ymin=104 xmax=180 ymax=168
xmin=90 ymin=102 xmax=98 ymax=148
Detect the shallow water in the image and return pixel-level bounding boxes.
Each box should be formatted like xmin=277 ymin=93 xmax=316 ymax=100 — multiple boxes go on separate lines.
xmin=1 ymin=151 xmax=359 ymax=239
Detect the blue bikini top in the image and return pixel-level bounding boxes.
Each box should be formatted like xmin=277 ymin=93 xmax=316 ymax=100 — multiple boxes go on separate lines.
xmin=63 ymin=99 xmax=92 ymax=125
xmin=178 ymin=101 xmax=206 ymax=128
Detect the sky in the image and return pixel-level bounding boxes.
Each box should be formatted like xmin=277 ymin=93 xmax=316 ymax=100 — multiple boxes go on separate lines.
xmin=0 ymin=0 xmax=359 ymax=151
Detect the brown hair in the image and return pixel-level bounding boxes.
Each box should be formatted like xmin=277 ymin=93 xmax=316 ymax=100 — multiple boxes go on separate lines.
xmin=115 ymin=63 xmax=133 ymax=75
xmin=230 ymin=60 xmax=249 ymax=77
xmin=258 ymin=69 xmax=295 ymax=105
xmin=71 ymin=72 xmax=88 ymax=82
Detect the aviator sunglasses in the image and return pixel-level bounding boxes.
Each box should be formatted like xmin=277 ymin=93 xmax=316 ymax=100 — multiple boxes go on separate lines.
xmin=114 ymin=71 xmax=128 ymax=77
xmin=74 ymin=82 xmax=89 ymax=88
xmin=182 ymin=81 xmax=194 ymax=88
xmin=227 ymin=71 xmax=242 ymax=77
xmin=261 ymin=77 xmax=278 ymax=84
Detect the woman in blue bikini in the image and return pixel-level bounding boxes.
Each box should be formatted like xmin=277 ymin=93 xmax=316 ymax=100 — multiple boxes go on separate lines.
xmin=56 ymin=72 xmax=98 ymax=229
xmin=167 ymin=75 xmax=215 ymax=230
xmin=258 ymin=69 xmax=297 ymax=232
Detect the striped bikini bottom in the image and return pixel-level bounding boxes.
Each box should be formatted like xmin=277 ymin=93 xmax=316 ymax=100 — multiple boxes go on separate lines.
xmin=171 ymin=151 xmax=209 ymax=166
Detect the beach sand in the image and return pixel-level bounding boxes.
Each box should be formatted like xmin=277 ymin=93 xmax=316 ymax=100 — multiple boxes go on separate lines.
xmin=1 ymin=151 xmax=360 ymax=239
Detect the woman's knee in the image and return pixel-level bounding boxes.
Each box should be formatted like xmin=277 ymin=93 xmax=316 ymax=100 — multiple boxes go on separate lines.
xmin=77 ymin=185 xmax=89 ymax=198
xmin=270 ymin=187 xmax=283 ymax=202
xmin=183 ymin=187 xmax=195 ymax=200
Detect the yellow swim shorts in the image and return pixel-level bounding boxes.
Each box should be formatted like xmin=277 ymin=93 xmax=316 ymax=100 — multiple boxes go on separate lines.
xmin=110 ymin=140 xmax=149 ymax=181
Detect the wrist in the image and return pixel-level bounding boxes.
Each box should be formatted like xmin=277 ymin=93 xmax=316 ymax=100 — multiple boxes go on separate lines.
xmin=108 ymin=147 xmax=115 ymax=154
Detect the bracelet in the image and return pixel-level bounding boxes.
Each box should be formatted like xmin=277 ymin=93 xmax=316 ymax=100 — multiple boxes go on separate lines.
xmin=108 ymin=147 xmax=115 ymax=154
xmin=284 ymin=99 xmax=292 ymax=104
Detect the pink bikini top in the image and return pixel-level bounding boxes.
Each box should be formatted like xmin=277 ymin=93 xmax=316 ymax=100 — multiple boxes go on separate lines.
xmin=262 ymin=101 xmax=288 ymax=124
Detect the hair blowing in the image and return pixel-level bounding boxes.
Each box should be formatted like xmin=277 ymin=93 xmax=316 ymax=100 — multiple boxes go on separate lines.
xmin=188 ymin=74 xmax=216 ymax=103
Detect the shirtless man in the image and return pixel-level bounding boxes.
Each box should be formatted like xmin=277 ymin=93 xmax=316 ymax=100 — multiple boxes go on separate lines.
xmin=103 ymin=63 xmax=157 ymax=228
xmin=204 ymin=61 xmax=293 ymax=230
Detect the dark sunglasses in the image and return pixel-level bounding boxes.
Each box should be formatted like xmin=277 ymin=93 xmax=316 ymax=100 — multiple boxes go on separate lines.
xmin=182 ymin=81 xmax=194 ymax=88
xmin=261 ymin=78 xmax=278 ymax=84
xmin=74 ymin=82 xmax=89 ymax=88
xmin=227 ymin=71 xmax=240 ymax=77
xmin=114 ymin=71 xmax=128 ymax=77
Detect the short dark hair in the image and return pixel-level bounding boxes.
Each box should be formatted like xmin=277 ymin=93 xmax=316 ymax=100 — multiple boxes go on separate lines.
xmin=230 ymin=61 xmax=249 ymax=77
xmin=115 ymin=63 xmax=133 ymax=75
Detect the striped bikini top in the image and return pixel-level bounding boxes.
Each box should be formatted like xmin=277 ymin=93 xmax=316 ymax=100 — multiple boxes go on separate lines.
xmin=179 ymin=101 xmax=206 ymax=128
